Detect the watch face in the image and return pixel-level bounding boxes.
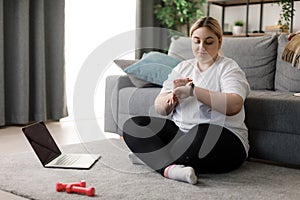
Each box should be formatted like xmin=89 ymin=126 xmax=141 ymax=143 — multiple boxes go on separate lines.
xmin=190 ymin=84 xmax=194 ymax=96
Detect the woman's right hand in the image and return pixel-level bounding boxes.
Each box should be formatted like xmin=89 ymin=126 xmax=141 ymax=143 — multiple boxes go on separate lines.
xmin=166 ymin=92 xmax=178 ymax=106
xmin=155 ymin=92 xmax=178 ymax=116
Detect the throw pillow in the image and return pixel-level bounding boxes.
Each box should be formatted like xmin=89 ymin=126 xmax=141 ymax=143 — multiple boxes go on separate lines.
xmin=275 ymin=34 xmax=300 ymax=92
xmin=113 ymin=59 xmax=157 ymax=88
xmin=123 ymin=51 xmax=181 ymax=86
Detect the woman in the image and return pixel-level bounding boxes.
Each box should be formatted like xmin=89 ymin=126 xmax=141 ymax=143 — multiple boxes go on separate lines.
xmin=123 ymin=16 xmax=250 ymax=185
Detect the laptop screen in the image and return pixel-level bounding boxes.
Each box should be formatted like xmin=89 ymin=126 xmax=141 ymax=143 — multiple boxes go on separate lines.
xmin=22 ymin=121 xmax=61 ymax=165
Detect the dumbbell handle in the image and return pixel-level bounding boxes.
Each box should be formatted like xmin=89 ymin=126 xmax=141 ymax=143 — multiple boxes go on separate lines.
xmin=56 ymin=180 xmax=86 ymax=192
xmin=66 ymin=185 xmax=95 ymax=197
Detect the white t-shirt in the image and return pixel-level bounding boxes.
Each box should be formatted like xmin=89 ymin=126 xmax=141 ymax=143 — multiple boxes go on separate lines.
xmin=160 ymin=55 xmax=250 ymax=153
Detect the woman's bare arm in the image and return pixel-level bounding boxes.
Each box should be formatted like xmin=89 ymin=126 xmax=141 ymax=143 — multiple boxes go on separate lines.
xmin=193 ymin=87 xmax=243 ymax=116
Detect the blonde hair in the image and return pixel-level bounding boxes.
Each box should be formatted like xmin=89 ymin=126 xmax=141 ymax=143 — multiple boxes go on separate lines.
xmin=190 ymin=16 xmax=223 ymax=42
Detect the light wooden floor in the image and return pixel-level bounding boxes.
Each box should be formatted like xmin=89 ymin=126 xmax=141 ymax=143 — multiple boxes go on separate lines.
xmin=0 ymin=120 xmax=119 ymax=199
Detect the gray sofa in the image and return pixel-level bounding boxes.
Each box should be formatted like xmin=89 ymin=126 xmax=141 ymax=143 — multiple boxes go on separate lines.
xmin=105 ymin=34 xmax=300 ymax=167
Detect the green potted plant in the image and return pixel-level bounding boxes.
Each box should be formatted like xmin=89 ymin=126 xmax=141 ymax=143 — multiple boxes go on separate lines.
xmin=154 ymin=0 xmax=206 ymax=36
xmin=232 ymin=20 xmax=244 ymax=35
xmin=277 ymin=0 xmax=295 ymax=33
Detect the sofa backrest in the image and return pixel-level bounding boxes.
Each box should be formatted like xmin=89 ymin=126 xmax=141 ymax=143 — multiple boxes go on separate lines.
xmin=221 ymin=35 xmax=278 ymax=90
xmin=168 ymin=36 xmax=193 ymax=60
xmin=168 ymin=35 xmax=278 ymax=90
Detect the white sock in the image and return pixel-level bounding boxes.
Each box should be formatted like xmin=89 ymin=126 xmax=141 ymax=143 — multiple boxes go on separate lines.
xmin=164 ymin=164 xmax=197 ymax=184
xmin=128 ymin=152 xmax=145 ymax=165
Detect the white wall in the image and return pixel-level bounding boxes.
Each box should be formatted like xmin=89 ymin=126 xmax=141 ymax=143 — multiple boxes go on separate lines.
xmin=209 ymin=2 xmax=300 ymax=33
xmin=64 ymin=0 xmax=136 ymax=124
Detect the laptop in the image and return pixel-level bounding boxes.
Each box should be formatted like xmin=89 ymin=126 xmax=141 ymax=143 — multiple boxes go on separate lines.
xmin=22 ymin=121 xmax=101 ymax=169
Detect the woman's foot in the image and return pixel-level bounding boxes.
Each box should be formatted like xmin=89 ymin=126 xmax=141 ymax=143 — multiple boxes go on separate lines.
xmin=164 ymin=164 xmax=197 ymax=184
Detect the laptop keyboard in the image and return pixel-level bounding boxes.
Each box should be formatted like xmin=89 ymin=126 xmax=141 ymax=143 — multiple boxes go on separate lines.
xmin=54 ymin=155 xmax=79 ymax=165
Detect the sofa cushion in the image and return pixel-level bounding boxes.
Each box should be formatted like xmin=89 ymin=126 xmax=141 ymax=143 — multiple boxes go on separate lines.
xmin=168 ymin=36 xmax=194 ymax=60
xmin=275 ymin=34 xmax=300 ymax=92
xmin=117 ymin=87 xmax=165 ymax=133
xmin=221 ymin=35 xmax=278 ymax=90
xmin=123 ymin=51 xmax=181 ymax=86
xmin=118 ymin=87 xmax=161 ymax=116
xmin=114 ymin=59 xmax=157 ymax=88
xmin=245 ymin=90 xmax=300 ymax=135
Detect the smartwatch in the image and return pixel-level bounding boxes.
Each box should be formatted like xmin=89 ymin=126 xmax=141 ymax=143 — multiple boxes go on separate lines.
xmin=190 ymin=83 xmax=195 ymax=96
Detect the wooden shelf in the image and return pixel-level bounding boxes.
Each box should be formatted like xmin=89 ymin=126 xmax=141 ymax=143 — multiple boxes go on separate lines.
xmin=207 ymin=0 xmax=297 ymax=34
xmin=265 ymin=25 xmax=289 ymax=33
xmin=224 ymin=33 xmax=266 ymax=37
xmin=208 ymin=0 xmax=281 ymax=7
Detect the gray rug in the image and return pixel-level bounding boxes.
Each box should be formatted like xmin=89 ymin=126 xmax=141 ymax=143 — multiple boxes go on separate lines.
xmin=0 ymin=139 xmax=299 ymax=200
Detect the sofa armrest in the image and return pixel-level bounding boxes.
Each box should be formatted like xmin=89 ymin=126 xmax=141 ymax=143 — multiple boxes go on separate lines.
xmin=104 ymin=75 xmax=134 ymax=133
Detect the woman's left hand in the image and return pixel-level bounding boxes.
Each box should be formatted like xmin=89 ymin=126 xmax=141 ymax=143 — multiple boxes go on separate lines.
xmin=173 ymin=86 xmax=191 ymax=99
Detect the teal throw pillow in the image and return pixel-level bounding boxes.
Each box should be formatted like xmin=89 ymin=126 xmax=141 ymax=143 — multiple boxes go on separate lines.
xmin=124 ymin=51 xmax=181 ymax=86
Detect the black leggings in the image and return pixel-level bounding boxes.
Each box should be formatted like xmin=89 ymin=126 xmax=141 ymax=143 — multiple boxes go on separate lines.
xmin=123 ymin=116 xmax=247 ymax=176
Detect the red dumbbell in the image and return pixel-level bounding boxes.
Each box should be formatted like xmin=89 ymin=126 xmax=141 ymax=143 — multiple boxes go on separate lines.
xmin=56 ymin=180 xmax=86 ymax=192
xmin=66 ymin=184 xmax=95 ymax=197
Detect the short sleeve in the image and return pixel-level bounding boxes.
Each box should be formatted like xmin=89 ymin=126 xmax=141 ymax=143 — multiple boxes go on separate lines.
xmin=220 ymin=60 xmax=250 ymax=101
